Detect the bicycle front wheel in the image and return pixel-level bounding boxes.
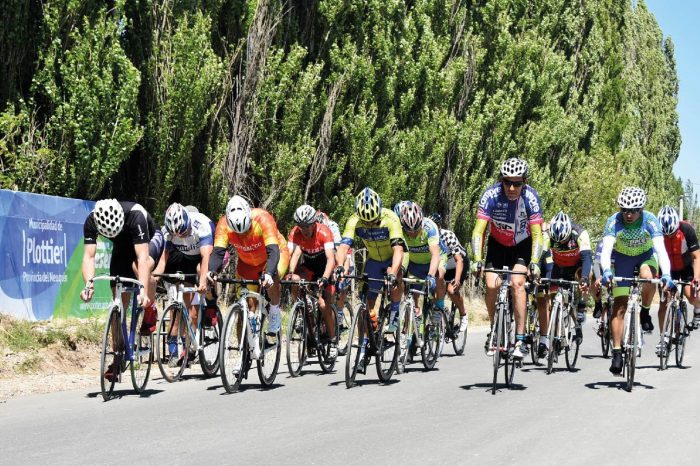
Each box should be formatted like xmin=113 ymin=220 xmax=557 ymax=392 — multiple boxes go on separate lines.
xmin=156 ymin=303 xmax=189 ymax=383
xmin=546 ymin=303 xmax=559 ymax=375
xmin=564 ymin=311 xmax=580 ymax=370
xmin=130 ymin=307 xmax=153 ymax=394
xmin=100 ymin=307 xmax=123 ymax=401
xmin=317 ymin=304 xmax=338 ymax=373
xmin=220 ymin=305 xmax=246 ymax=393
xmin=337 ymin=302 xmax=354 ymax=356
xmin=659 ymin=303 xmax=673 ymax=371
xmin=345 ymin=305 xmax=366 ymax=388
xmin=199 ymin=307 xmax=223 ymax=377
xmin=421 ymin=307 xmax=444 ymax=370
xmin=257 ymin=310 xmax=281 ymax=387
xmin=286 ymin=301 xmax=307 ymax=377
xmin=491 ymin=310 xmax=502 ymax=395
xmin=676 ymin=302 xmax=689 ymax=368
xmin=600 ymin=303 xmax=611 ymax=358
xmin=451 ymin=305 xmax=468 ymax=356
xmin=626 ymin=310 xmax=637 ymax=392
xmin=504 ymin=310 xmax=516 ymax=387
xmin=376 ymin=305 xmax=400 ymax=382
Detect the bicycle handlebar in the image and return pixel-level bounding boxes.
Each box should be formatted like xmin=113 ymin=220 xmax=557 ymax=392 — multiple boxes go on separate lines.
xmin=87 ymin=275 xmax=143 ymax=288
xmin=539 ymin=278 xmax=580 ymax=287
xmin=214 ymin=275 xmax=260 ymax=286
xmin=482 ymin=268 xmax=529 ymax=276
xmin=153 ymin=272 xmax=199 ymax=283
xmin=612 ymin=276 xmax=661 ymax=285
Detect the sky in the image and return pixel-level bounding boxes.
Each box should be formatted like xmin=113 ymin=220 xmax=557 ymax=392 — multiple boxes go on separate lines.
xmin=645 ymin=0 xmax=700 ymax=193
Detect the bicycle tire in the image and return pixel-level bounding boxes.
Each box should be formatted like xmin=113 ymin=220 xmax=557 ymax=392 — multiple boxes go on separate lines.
xmin=659 ymin=302 xmax=673 ymax=371
xmin=130 ymin=307 xmax=153 ymax=393
xmin=257 ymin=310 xmax=281 ymax=386
xmin=528 ymin=312 xmax=540 ymax=365
xmin=451 ymin=304 xmax=468 ymax=356
xmin=421 ymin=306 xmax=443 ymax=370
xmin=626 ymin=308 xmax=637 ymax=392
xmin=100 ymin=307 xmax=122 ymax=401
xmin=676 ymin=302 xmax=688 ymax=368
xmin=397 ymin=301 xmax=414 ymax=374
xmin=491 ymin=309 xmax=502 ymax=395
xmin=220 ymin=304 xmax=246 ymax=393
xmin=376 ymin=305 xmax=400 ymax=382
xmin=317 ymin=303 xmax=338 ymax=373
xmin=504 ymin=309 xmax=516 ymax=387
xmin=199 ymin=307 xmax=223 ymax=377
xmin=286 ymin=301 xmax=307 ymax=377
xmin=337 ymin=302 xmax=354 ymax=356
xmin=345 ymin=305 xmax=365 ymax=388
xmin=564 ymin=311 xmax=580 ymax=370
xmin=156 ymin=303 xmax=189 ymax=383
xmin=600 ymin=303 xmax=611 ymax=358
xmin=547 ymin=302 xmax=559 ymax=375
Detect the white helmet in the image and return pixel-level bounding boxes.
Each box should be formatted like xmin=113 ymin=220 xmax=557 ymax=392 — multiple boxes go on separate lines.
xmin=617 ymin=187 xmax=646 ymax=209
xmin=294 ymin=204 xmax=317 ymax=226
xmin=226 ymin=195 xmax=252 ymax=233
xmin=500 ymin=157 xmax=529 ymax=178
xmin=93 ymin=199 xmax=124 ymax=238
xmin=393 ymin=200 xmax=408 ymax=217
xmin=399 ymin=201 xmax=424 ymax=232
xmin=657 ymin=205 xmax=680 ymax=235
xmin=355 ymin=187 xmax=382 ymax=223
xmin=164 ymin=203 xmax=191 ymax=237
xmin=549 ymin=211 xmax=572 ymax=243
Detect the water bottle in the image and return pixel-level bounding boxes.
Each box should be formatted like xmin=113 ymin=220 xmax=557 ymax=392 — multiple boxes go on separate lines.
xmin=337 ymin=307 xmax=345 ymax=326
xmin=249 ymin=311 xmax=258 ymax=334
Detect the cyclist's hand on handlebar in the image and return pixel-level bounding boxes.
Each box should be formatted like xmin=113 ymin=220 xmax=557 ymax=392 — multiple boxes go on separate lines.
xmin=601 ymin=269 xmax=613 ymax=286
xmin=470 ymin=261 xmax=483 ymax=277
xmin=138 ymin=289 xmax=151 ymax=309
xmin=660 ymin=274 xmax=675 ymax=291
xmin=206 ymin=271 xmax=218 ymax=283
xmin=426 ymin=274 xmax=437 ymax=293
xmin=528 ymin=263 xmax=541 ymax=281
xmin=333 ymin=266 xmax=345 ymax=280
xmin=451 ymin=278 xmax=462 ymax=291
xmin=80 ymin=285 xmax=94 ymax=303
xmin=317 ymin=276 xmax=329 ymax=288
xmin=261 ymin=273 xmax=274 ymax=288
xmin=387 ymin=273 xmax=398 ymax=288
xmin=692 ymin=278 xmax=699 ymax=297
xmin=197 ymin=278 xmax=207 ymax=293
xmin=579 ymin=279 xmax=589 ymax=294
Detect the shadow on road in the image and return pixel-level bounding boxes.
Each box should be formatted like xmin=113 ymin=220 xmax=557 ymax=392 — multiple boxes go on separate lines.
xmin=86 ymin=388 xmax=165 ymax=400
xmin=459 ymin=383 xmax=527 ymax=393
xmin=212 ymin=383 xmax=285 ymax=394
xmin=580 ymin=354 xmax=609 ymax=360
xmin=584 ymin=380 xmax=655 ymax=390
xmin=327 ymin=378 xmax=401 ymax=388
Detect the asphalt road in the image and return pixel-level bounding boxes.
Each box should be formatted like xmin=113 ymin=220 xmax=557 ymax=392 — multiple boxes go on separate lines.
xmin=2 ymin=307 xmax=699 ymax=465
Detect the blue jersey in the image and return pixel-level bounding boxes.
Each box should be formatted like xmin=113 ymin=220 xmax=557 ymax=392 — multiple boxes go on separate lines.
xmin=602 ymin=211 xmax=662 ymax=257
xmin=476 ymin=183 xmax=543 ymax=246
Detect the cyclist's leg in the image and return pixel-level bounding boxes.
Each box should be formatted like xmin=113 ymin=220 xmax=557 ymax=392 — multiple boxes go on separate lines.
xmin=638 ymin=254 xmax=657 ymax=331
xmin=319 ymin=285 xmax=337 ymax=339
xmin=364 ymin=259 xmax=392 ymax=327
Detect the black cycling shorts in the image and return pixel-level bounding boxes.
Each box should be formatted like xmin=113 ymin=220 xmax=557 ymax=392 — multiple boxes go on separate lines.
xmin=485 ymin=236 xmax=532 ymax=270
xmin=671 ymin=266 xmax=694 ymax=282
xmin=164 ymin=249 xmax=201 ymax=276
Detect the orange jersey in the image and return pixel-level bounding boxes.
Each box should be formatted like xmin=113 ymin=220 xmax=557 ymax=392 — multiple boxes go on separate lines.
xmin=214 ymin=208 xmax=287 ymax=267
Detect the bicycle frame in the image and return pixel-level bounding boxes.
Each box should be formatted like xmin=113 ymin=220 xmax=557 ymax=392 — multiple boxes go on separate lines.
xmin=157 ymin=273 xmax=204 ymax=353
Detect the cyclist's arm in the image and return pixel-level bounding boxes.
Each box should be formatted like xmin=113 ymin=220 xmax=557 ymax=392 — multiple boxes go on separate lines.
xmin=336 ymin=243 xmax=351 ymax=267
xmin=454 ymin=254 xmax=464 ymax=284
xmin=134 ymin=242 xmax=151 ymax=304
xmin=652 ymin=236 xmax=671 ymax=276
xmin=209 ymin=216 xmax=230 ymax=274
xmin=428 ymin=242 xmax=441 ymax=277
xmin=578 ymin=230 xmax=593 ymax=280
xmin=153 ymin=248 xmax=168 ymax=275
xmin=530 ymin=223 xmax=543 ymax=263
xmin=199 ymin=245 xmax=212 ymax=289
xmin=288 ymin=246 xmax=302 ymax=275
xmin=471 ymin=218 xmax=488 ymax=262
xmin=543 ymin=249 xmax=553 ymax=279
xmin=209 ymin=247 xmax=226 ymax=273
xmin=323 ymin=245 xmax=336 ymax=280
xmin=389 ymin=244 xmax=404 ymax=277
xmin=82 ymin=243 xmax=97 ymax=284
xmin=264 ymin=244 xmax=280 ymax=276
xmin=600 ymin=235 xmax=615 ymax=272
xmin=692 ymin=250 xmax=700 ymax=280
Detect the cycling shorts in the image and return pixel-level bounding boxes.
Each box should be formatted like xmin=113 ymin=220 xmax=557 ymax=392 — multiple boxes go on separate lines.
xmin=363 ymin=258 xmax=392 ymax=299
xmin=164 ymin=249 xmax=201 ymax=276
xmin=110 ymin=229 xmax=164 ymax=279
xmin=611 ymin=249 xmax=657 ymax=298
xmin=485 ymin=235 xmax=532 ymax=270
xmin=671 ymin=265 xmax=694 ymax=282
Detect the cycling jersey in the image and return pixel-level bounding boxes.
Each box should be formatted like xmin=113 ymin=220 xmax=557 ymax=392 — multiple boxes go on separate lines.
xmin=164 ymin=212 xmax=215 ymax=256
xmin=403 ymin=218 xmax=442 ymax=265
xmin=475 ymin=182 xmax=544 ymax=246
xmin=549 ymin=223 xmax=592 ymax=277
xmin=663 ymin=221 xmax=699 ymax=272
xmin=439 ymin=228 xmax=467 ymax=260
xmin=213 ymin=208 xmax=287 ymax=267
xmin=288 ymin=223 xmax=335 ymax=272
xmin=340 ymin=208 xmax=406 ymax=262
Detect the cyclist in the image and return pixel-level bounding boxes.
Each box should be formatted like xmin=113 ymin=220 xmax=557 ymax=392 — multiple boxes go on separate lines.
xmin=208 ymin=195 xmax=290 ymax=333
xmin=537 ymin=211 xmax=592 ymax=357
xmin=398 ymin=201 xmax=445 ymax=346
xmin=656 ymin=205 xmax=700 ymax=335
xmin=599 ymin=187 xmax=673 ymax=375
xmin=429 ymin=213 xmax=470 ymax=334
xmin=80 ymin=199 xmax=164 ymax=380
xmin=317 ymin=210 xmax=355 ymax=316
xmin=335 ymin=188 xmax=405 ymax=339
xmin=471 ymin=157 xmax=544 ymax=359
xmin=153 ymin=203 xmax=216 ymax=359
xmin=535 ymin=222 xmax=552 ymax=359
xmin=286 ymin=204 xmax=338 ymax=357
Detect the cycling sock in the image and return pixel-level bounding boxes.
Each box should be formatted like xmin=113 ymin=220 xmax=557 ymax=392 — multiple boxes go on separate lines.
xmin=641 ymin=305 xmax=650 ymax=316
xmin=613 ymin=346 xmax=621 ymax=352
xmin=436 ymin=299 xmax=445 ymax=310
xmin=270 ymin=304 xmax=280 ymax=315
xmin=516 ymin=334 xmax=525 ymax=342
xmin=539 ymin=335 xmax=549 ymax=345
xmin=390 ymin=301 xmax=400 ymax=315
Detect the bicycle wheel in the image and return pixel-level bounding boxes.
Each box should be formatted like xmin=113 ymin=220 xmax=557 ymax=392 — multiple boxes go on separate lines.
xmin=421 ymin=306 xmax=444 ymax=370
xmin=546 ymin=303 xmax=559 ymax=375
xmin=156 ymin=303 xmax=189 ymax=382
xmin=491 ymin=309 xmax=502 ymax=395
xmin=504 ymin=310 xmax=516 ymax=387
xmin=257 ymin=309 xmax=282 ymax=386
xmin=130 ymin=307 xmax=153 ymax=393
xmin=286 ymin=301 xmax=307 ymax=377
xmin=626 ymin=310 xmax=637 ymax=392
xmin=659 ymin=303 xmax=673 ymax=371
xmin=220 ymin=304 xmax=246 ymax=393
xmin=100 ymin=307 xmax=123 ymax=401
xmin=397 ymin=301 xmax=414 ymax=374
xmin=451 ymin=305 xmax=468 ymax=356
xmin=345 ymin=305 xmax=366 ymax=388
xmin=600 ymin=303 xmax=611 ymax=358
xmin=199 ymin=307 xmax=223 ymax=377
xmin=676 ymin=302 xmax=689 ymax=368
xmin=317 ymin=304 xmax=338 ymax=373
xmin=528 ymin=310 xmax=540 ymax=365
xmin=337 ymin=302 xmax=354 ymax=356
xmin=376 ymin=305 xmax=400 ymax=382
xmin=565 ymin=311 xmax=580 ymax=370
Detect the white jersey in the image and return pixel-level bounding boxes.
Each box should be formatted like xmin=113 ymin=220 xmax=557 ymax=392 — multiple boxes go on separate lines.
xmin=164 ymin=212 xmax=215 ymax=256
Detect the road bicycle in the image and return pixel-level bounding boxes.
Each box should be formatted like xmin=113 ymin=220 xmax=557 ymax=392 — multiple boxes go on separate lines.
xmin=87 ymin=275 xmax=152 ymax=401
xmin=525 ymin=285 xmax=540 ymax=365
xmin=442 ymin=299 xmax=468 ymax=356
xmin=283 ymin=279 xmax=338 ymax=376
xmin=344 ymin=274 xmax=400 ymax=388
xmin=597 ymin=289 xmax=613 ymax=358
xmin=539 ymin=278 xmax=580 ymax=374
xmin=610 ymin=273 xmax=661 ymax=392
xmin=216 ymin=276 xmax=282 ymax=393
xmin=153 ymin=273 xmax=223 ymax=382
xmin=658 ymin=279 xmax=696 ymax=370
xmin=483 ymin=267 xmax=528 ymax=395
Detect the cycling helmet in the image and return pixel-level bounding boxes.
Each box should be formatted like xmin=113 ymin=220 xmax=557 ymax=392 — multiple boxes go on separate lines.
xmin=93 ymin=199 xmax=124 ymax=238
xmin=657 ymin=205 xmax=680 ymax=235
xmin=294 ymin=204 xmax=317 ymax=226
xmin=184 ymin=205 xmax=199 ymax=213
xmin=399 ymin=201 xmax=424 ymax=232
xmin=393 ymin=200 xmax=408 ymax=217
xmin=315 ymin=210 xmax=330 ymax=225
xmin=500 ymin=157 xmax=529 ymax=178
xmin=226 ymin=195 xmax=252 ymax=233
xmin=617 ymin=187 xmax=647 ymax=209
xmin=355 ymin=187 xmax=382 ymax=222
xmin=549 ymin=211 xmax=572 ymax=243
xmin=428 ymin=213 xmax=442 ymax=227
xmin=164 ymin=203 xmax=191 ymax=237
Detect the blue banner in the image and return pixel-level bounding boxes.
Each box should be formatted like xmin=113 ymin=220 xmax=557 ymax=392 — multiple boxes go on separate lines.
xmin=0 ymin=189 xmax=112 ymax=320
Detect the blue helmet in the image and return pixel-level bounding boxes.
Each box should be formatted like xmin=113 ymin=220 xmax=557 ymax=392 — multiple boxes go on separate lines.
xmin=165 ymin=203 xmax=191 ymax=236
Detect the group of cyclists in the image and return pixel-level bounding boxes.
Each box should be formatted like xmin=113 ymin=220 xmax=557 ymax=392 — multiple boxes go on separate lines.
xmin=79 ymin=156 xmax=700 ymax=385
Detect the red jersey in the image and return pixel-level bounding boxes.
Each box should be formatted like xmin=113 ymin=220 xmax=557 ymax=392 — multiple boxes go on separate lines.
xmin=288 ymin=223 xmax=335 ymax=271
xmin=663 ymin=221 xmax=699 ymax=272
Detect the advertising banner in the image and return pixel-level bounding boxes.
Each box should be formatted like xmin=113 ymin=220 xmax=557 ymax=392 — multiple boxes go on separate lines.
xmin=0 ymin=189 xmax=113 ymax=320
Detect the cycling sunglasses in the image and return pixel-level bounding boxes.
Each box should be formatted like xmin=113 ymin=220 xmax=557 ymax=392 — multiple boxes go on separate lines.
xmin=502 ymin=180 xmax=524 ymax=188
xmin=620 ymin=208 xmax=641 ymax=214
